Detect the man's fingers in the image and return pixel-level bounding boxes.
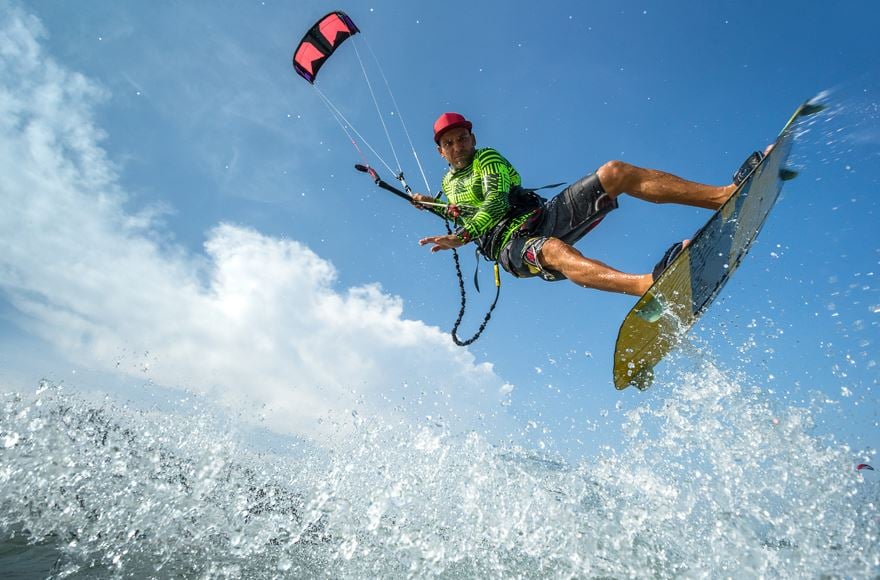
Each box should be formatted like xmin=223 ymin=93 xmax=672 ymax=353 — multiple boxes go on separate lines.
xmin=419 ymin=236 xmax=450 ymax=252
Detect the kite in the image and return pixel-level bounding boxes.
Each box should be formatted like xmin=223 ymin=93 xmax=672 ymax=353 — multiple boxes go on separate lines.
xmin=293 ymin=11 xmax=360 ymax=84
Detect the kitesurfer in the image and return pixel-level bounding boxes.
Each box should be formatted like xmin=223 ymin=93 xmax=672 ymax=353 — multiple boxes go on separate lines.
xmin=414 ymin=112 xmax=762 ymax=296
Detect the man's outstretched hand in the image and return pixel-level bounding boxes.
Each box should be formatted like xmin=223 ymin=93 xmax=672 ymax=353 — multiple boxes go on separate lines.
xmin=419 ymin=234 xmax=465 ymax=253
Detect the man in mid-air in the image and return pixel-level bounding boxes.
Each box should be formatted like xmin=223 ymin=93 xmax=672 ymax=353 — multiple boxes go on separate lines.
xmin=413 ymin=112 xmax=762 ymax=296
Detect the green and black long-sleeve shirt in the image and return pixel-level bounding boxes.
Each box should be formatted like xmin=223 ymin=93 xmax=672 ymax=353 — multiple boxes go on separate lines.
xmin=433 ymin=148 xmax=534 ymax=259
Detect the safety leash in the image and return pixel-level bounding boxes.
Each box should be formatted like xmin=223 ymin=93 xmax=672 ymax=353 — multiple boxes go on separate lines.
xmin=443 ymin=219 xmax=501 ymax=346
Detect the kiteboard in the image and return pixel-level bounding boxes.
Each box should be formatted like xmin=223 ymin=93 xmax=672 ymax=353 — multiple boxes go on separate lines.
xmin=613 ymin=99 xmax=825 ymax=390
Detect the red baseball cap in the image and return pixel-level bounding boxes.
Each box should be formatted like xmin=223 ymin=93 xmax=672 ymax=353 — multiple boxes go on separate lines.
xmin=433 ymin=112 xmax=472 ymax=144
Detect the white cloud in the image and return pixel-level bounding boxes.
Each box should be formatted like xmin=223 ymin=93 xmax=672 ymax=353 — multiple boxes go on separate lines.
xmin=0 ymin=5 xmax=511 ymax=443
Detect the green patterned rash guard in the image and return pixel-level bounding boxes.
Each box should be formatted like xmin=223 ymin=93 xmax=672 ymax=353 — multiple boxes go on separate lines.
xmin=434 ymin=148 xmax=534 ymax=259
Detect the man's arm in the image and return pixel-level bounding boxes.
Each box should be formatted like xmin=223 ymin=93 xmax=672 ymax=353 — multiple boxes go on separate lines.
xmin=413 ymin=191 xmax=468 ymax=252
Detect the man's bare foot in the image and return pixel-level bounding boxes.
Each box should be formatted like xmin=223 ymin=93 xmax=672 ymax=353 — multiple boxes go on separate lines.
xmin=720 ymin=183 xmax=738 ymax=204
xmin=637 ymin=239 xmax=692 ymax=294
xmin=724 ymin=143 xmax=776 ymax=205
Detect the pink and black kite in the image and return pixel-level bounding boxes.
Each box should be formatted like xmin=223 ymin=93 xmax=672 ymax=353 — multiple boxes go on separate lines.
xmin=293 ymin=11 xmax=360 ymax=84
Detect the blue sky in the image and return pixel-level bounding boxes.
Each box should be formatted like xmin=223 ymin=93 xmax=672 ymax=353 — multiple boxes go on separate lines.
xmin=1 ymin=0 xmax=877 ymax=458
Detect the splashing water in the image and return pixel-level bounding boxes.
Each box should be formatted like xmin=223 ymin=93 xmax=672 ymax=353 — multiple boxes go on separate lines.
xmin=1 ymin=369 xmax=877 ymax=578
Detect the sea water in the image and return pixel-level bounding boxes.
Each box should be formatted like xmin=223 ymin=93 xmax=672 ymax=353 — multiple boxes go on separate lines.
xmin=1 ymin=364 xmax=877 ymax=579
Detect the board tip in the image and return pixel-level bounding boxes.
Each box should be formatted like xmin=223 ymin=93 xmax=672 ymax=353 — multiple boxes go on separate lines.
xmin=779 ymin=168 xmax=799 ymax=181
xmin=800 ymin=101 xmax=827 ymax=117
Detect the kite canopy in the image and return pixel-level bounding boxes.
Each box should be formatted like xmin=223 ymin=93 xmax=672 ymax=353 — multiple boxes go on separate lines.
xmin=293 ymin=11 xmax=360 ymax=84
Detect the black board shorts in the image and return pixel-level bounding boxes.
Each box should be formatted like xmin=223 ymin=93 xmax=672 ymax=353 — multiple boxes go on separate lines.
xmin=498 ymin=172 xmax=618 ymax=282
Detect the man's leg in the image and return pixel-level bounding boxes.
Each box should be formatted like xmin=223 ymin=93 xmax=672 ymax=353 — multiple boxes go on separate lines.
xmin=537 ymin=238 xmax=652 ymax=296
xmin=596 ymin=160 xmax=736 ymax=210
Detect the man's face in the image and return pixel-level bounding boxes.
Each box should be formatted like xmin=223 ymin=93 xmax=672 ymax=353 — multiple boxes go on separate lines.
xmin=437 ymin=127 xmax=476 ymax=170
